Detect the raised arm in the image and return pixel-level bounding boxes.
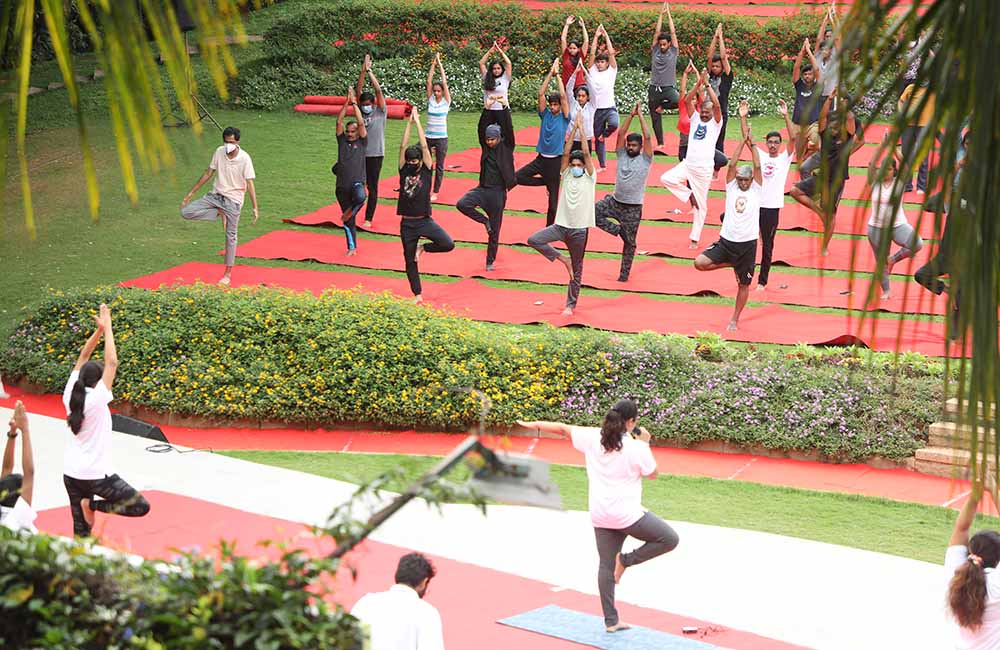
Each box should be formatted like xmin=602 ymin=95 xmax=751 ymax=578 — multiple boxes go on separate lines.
xmin=580 ymin=19 xmax=590 ymax=57
xmin=98 ymin=304 xmax=118 ymax=390
xmin=479 ymin=43 xmax=495 ymax=77
xmin=750 ymin=133 xmax=763 ymax=184
xmin=616 ymin=103 xmax=636 ymax=151
xmin=12 ymin=403 xmax=32 ymax=506
xmin=818 ymin=91 xmax=835 ymax=132
xmin=399 ymin=111 xmax=414 ymax=169
xmin=355 ymin=89 xmax=368 ymax=139
xmin=652 ymin=3 xmax=665 ymax=50
xmin=556 ymin=61 xmax=569 ymax=116
xmin=848 ymin=111 xmax=865 ymax=154
xmin=816 ymin=12 xmax=829 ymax=50
xmin=436 ymin=54 xmax=451 ymax=104
xmin=2 ymin=414 xmax=15 ymax=478
xmin=950 ymin=486 xmax=983 ymax=546
xmin=718 ymin=24 xmax=732 ymax=75
xmin=336 ymin=93 xmax=349 ymax=136
xmin=727 ymin=137 xmax=747 ymax=183
xmin=738 ymin=98 xmax=750 ymax=140
xmin=355 ymin=55 xmax=369 ymax=101
xmin=792 ymin=39 xmax=807 ymax=83
xmin=706 ymin=26 xmax=719 ymax=70
xmin=704 ymin=69 xmax=722 ymax=122
xmin=666 ymin=3 xmax=678 ymax=49
xmin=413 ymin=109 xmax=433 ymax=169
xmin=367 ymin=65 xmax=387 ymax=111
xmin=562 ymin=118 xmax=578 ymax=173
xmin=539 ymin=60 xmax=557 ymax=114
xmin=604 ymin=28 xmax=618 ymax=68
xmin=561 ymin=15 xmax=573 ymax=52
xmin=806 ymin=41 xmax=821 ymax=84
xmin=74 ymin=320 xmax=104 ymax=370
xmin=588 ymin=25 xmax=602 ymax=67
xmin=777 ymin=99 xmax=794 ymax=144
xmin=517 ymin=420 xmax=574 ymax=439
xmin=498 ymin=42 xmax=513 ymax=79
xmin=426 ymin=57 xmax=435 ymax=100
xmin=637 ymin=103 xmax=654 ymax=158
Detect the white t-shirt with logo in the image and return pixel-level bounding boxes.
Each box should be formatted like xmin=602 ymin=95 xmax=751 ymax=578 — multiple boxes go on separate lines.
xmin=0 ymin=496 xmax=38 ymax=534
xmin=587 ymin=65 xmax=618 ymax=109
xmin=945 ymin=545 xmax=1000 ymax=650
xmin=756 ymin=149 xmax=792 ymax=209
xmin=483 ymin=73 xmax=511 ymax=111
xmin=686 ymin=117 xmax=723 ymax=168
xmin=210 ymin=146 xmax=256 ymax=206
xmin=62 ymin=369 xmax=115 ymax=480
xmin=570 ymin=426 xmax=656 ymax=529
xmin=868 ymin=181 xmax=909 ymax=229
xmin=722 ymin=179 xmax=763 ymax=243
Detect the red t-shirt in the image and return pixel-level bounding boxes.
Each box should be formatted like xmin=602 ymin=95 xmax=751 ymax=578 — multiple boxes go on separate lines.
xmin=561 ymin=49 xmax=586 ymax=87
xmin=678 ymin=99 xmax=691 ymax=136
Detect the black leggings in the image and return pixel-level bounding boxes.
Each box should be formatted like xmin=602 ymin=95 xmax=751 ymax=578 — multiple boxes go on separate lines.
xmin=757 ymin=207 xmax=780 ymax=286
xmin=64 ymin=473 xmax=150 ymax=537
xmin=426 ymin=138 xmax=448 ymax=193
xmin=515 ymin=154 xmax=562 ymax=227
xmin=364 ymin=156 xmax=383 ymax=222
xmin=401 ymin=216 xmax=455 ymax=295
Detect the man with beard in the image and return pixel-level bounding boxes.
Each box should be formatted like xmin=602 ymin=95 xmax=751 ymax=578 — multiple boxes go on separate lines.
xmin=351 ymin=553 xmax=444 ymax=650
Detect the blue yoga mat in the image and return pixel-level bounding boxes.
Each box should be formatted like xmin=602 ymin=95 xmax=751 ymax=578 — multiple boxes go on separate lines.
xmin=498 ymin=605 xmax=720 ymax=650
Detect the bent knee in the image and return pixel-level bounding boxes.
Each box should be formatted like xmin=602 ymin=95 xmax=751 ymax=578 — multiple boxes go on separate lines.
xmin=693 ymin=256 xmax=711 ymax=271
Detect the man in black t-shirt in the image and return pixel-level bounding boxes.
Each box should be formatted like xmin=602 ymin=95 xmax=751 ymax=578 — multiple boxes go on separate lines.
xmin=706 ymin=23 xmax=733 ymax=166
xmin=396 ymin=110 xmax=454 ymax=303
xmin=334 ymin=88 xmax=368 ymax=256
xmin=790 ymin=38 xmax=822 ymax=165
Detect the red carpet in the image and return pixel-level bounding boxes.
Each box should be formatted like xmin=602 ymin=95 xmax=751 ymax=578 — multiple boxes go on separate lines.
xmin=122 ymin=262 xmax=956 ymax=356
xmin=33 ymin=491 xmax=798 ymax=650
xmin=235 ymin=231 xmax=947 ymax=316
xmin=284 ymin=203 xmax=935 ymax=274
xmin=519 ymin=1 xmax=921 ymax=16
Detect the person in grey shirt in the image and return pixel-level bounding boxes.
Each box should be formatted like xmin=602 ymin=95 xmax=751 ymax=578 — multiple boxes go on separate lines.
xmin=356 ymin=54 xmax=388 ymax=228
xmin=595 ymin=102 xmax=654 ymax=282
xmin=648 ymin=1 xmax=680 ymax=148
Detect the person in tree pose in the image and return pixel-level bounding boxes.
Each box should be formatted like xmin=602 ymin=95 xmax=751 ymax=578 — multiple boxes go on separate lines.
xmin=1 ymin=401 xmax=37 ymax=533
xmin=480 ymin=40 xmax=513 ymax=113
xmin=560 ymin=15 xmax=589 ymax=88
xmin=587 ymin=24 xmax=620 ymax=171
xmin=566 ymin=65 xmax=596 ymax=153
xmin=334 ymin=89 xmax=368 ymax=255
xmin=647 ymin=1 xmax=680 ymax=148
xmin=516 ymin=59 xmax=570 ymax=227
xmin=425 ymin=53 xmax=452 ymax=202
xmin=356 ymin=54 xmax=388 ymax=228
xmin=706 ymin=23 xmax=734 ymax=170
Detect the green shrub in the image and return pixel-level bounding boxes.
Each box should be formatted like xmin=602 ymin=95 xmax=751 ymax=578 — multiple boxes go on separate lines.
xmin=2 ymin=285 xmax=946 ymax=461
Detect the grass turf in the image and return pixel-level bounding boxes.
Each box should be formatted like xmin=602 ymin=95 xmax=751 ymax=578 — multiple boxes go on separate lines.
xmin=220 ymin=449 xmax=996 ymax=565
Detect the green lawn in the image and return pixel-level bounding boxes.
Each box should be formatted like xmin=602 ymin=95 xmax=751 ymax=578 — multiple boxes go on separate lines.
xmin=221 ymin=449 xmax=996 ymax=565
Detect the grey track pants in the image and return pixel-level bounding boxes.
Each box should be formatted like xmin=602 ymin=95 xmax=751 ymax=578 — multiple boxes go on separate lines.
xmin=594 ymin=511 xmax=679 ymax=626
xmin=181 ymin=192 xmax=242 ymax=267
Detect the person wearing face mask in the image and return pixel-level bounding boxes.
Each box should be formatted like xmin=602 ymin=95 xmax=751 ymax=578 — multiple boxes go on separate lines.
xmin=594 ymin=101 xmax=654 ymax=283
xmin=694 ymin=128 xmax=762 ymax=331
xmin=181 ymin=126 xmax=259 ymax=285
xmin=515 ymin=58 xmax=570 ymax=227
xmin=479 ymin=40 xmax=513 ymax=112
xmin=738 ymin=99 xmax=794 ymax=292
xmin=351 ymin=552 xmax=444 ymax=650
xmin=334 ymin=88 xmax=369 ymax=255
xmin=456 ymin=97 xmax=516 ymax=271
xmin=527 ymin=111 xmax=596 ymax=316
xmin=425 ymin=53 xmax=451 ymax=202
xmin=660 ymin=69 xmax=723 ymax=249
xmin=356 ymin=54 xmax=388 ymax=229
xmin=587 ymin=24 xmax=619 ymax=171
xmin=397 ymin=110 xmax=454 ymax=305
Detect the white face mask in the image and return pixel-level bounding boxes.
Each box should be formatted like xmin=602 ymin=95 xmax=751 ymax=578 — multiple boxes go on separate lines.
xmin=224 ymin=142 xmax=238 ymax=154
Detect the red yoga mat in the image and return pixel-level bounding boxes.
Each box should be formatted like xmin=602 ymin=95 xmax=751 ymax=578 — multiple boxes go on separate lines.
xmin=303 ymin=95 xmax=411 ymax=106
xmin=235 ymin=230 xmax=949 ymax=316
xmin=294 ymin=103 xmax=413 ymax=119
xmin=363 ymin=182 xmax=936 ymax=273
xmin=122 ymin=262 xmax=958 ymax=357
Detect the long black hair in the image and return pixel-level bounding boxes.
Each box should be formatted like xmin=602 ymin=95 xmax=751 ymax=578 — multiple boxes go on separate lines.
xmin=949 ymin=530 xmax=1000 ymax=629
xmin=600 ymin=399 xmax=638 ymax=453
xmin=482 ymin=60 xmax=502 ymax=91
xmin=67 ymin=361 xmax=103 ymax=435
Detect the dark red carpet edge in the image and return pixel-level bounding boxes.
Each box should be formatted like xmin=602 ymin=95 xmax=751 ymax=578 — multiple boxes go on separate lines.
xmin=236 ymin=230 xmax=949 ymax=316
xmin=34 ymin=492 xmax=799 ymax=650
xmin=286 ymin=201 xmax=937 ymax=275
xmin=121 ymin=262 xmax=957 ymax=356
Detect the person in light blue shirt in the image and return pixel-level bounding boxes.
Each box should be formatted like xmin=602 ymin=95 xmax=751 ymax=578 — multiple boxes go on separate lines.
xmin=515 ymin=58 xmax=570 ymax=227
xmin=425 ymin=53 xmax=451 ymax=201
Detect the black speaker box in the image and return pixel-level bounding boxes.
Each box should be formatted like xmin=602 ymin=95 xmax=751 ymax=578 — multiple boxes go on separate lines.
xmin=112 ymin=414 xmax=169 ymax=443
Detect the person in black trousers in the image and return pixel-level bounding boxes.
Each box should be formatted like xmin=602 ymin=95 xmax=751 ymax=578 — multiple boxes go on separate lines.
xmin=396 ymin=109 xmax=454 ymax=304
xmin=456 ymin=98 xmax=517 ymax=271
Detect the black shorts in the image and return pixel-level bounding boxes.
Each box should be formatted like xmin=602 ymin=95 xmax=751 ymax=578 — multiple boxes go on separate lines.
xmin=703 ymin=237 xmax=757 ymax=286
xmin=794 ymin=174 xmax=845 ymax=208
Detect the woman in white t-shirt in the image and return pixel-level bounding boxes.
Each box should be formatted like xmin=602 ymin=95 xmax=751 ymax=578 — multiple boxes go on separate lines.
xmin=945 ymin=485 xmax=1000 ymax=649
xmin=62 ymin=304 xmax=150 ymax=537
xmin=479 ymin=41 xmax=512 ymax=112
xmin=519 ymin=399 xmax=678 ymax=633
xmin=425 ymin=52 xmax=451 ymax=201
xmin=0 ymin=401 xmax=38 ymax=534
xmin=866 ymin=148 xmax=924 ymax=300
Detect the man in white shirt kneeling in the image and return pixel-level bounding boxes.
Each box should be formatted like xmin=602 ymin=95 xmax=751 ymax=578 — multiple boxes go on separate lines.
xmin=351 ymin=552 xmax=445 ymax=650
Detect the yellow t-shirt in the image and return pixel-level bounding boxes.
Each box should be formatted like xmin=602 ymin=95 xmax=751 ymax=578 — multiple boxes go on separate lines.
xmin=899 ymin=85 xmax=935 ymax=127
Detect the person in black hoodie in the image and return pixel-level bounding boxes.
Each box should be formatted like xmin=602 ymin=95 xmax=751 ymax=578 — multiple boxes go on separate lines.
xmin=457 ymin=97 xmax=517 ymax=271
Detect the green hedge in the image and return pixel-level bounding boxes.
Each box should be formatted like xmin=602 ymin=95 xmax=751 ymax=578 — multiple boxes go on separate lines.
xmin=0 ymin=529 xmax=363 ymax=649
xmin=3 ymin=285 xmax=945 ymax=461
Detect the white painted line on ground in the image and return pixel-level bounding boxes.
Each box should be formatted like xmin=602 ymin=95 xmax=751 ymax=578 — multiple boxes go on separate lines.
xmin=526 ymin=438 xmax=538 ymax=455
xmin=726 ymin=458 xmax=758 ymax=480
xmin=940 ymin=490 xmax=971 ymax=508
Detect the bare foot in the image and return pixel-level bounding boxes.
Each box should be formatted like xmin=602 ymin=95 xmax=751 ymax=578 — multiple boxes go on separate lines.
xmin=727 ymin=320 xmax=738 ymax=331
xmin=413 ymin=294 xmax=424 ymax=305
xmin=755 ymin=284 xmax=766 ymax=292
xmin=558 ymin=255 xmax=573 ymax=281
xmin=606 ymin=622 xmax=632 ymax=633
xmin=881 ymin=291 xmax=891 ymax=301
xmin=346 ymin=248 xmax=357 ymax=257
xmin=217 ymin=276 xmax=231 ymax=286
xmin=362 ymin=220 xmax=373 ymax=229
xmin=81 ymin=498 xmax=95 ymax=528
xmin=561 ymin=307 xmax=573 ymax=316
xmin=614 ymin=552 xmax=626 ymax=584
xmin=430 ymin=193 xmax=438 ymax=202
xmin=688 ymin=241 xmax=698 ymax=250
xmin=819 ymin=248 xmax=829 ymax=257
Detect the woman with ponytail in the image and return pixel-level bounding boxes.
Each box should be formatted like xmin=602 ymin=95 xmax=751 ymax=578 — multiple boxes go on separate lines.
xmin=61 ymin=304 xmax=149 ymax=537
xmin=519 ymin=399 xmax=678 ymax=633
xmin=946 ymin=484 xmax=1000 ymax=648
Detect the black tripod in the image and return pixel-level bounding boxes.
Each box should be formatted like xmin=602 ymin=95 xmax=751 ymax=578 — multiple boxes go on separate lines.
xmin=164 ymin=32 xmax=221 ymax=131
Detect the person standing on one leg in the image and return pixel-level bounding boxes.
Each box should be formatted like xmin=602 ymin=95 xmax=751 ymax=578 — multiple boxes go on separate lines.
xmin=694 ymin=126 xmax=763 ymax=331
xmin=180 ymin=126 xmax=258 ymax=285
xmin=516 ymin=59 xmax=570 ymax=227
xmin=63 ymin=304 xmax=151 ymax=538
xmin=397 ymin=109 xmax=455 ymax=305
xmin=527 ymin=112 xmax=596 ymax=316
xmin=898 ymin=81 xmax=934 ymax=194
xmin=676 ymin=60 xmax=700 ymax=161
xmin=595 ymin=101 xmax=654 ymax=282
xmin=790 ymin=38 xmax=822 ymax=168
xmin=866 ymin=136 xmax=923 ymax=300
xmin=706 ymin=23 xmax=734 ymax=170
xmin=356 ymin=54 xmax=388 ymax=228
xmin=480 ymin=40 xmax=513 ymax=113
xmin=518 ymin=399 xmax=678 ymax=634
xmin=456 ymin=98 xmax=516 ymax=271
xmin=566 ymin=66 xmax=596 ymax=153
xmin=739 ymin=99 xmax=794 ymax=291
xmin=648 ymin=1 xmax=680 ymax=149
xmin=425 ymin=52 xmax=451 ymax=202
xmin=1 ymin=401 xmax=37 ymax=533
xmin=660 ymin=69 xmax=723 ymax=248
xmin=560 ymin=15 xmax=589 ymax=88
xmin=588 ymin=24 xmax=620 ymax=172
xmin=334 ymin=89 xmax=368 ymax=256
